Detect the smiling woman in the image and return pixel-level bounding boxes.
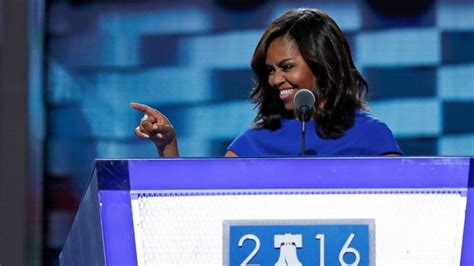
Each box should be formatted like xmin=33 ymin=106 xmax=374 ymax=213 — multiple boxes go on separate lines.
xmin=132 ymin=8 xmax=402 ymax=157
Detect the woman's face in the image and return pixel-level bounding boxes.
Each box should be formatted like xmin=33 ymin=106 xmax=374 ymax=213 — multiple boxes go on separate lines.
xmin=265 ymin=36 xmax=317 ymax=111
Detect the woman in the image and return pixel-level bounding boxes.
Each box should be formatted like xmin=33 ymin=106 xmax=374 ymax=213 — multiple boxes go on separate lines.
xmin=131 ymin=8 xmax=401 ymax=157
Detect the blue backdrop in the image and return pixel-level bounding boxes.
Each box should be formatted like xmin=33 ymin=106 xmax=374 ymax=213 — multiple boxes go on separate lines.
xmin=44 ymin=0 xmax=474 ymax=262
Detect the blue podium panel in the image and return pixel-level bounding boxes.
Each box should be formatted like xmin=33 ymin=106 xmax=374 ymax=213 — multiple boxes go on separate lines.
xmin=60 ymin=158 xmax=474 ymax=265
xmin=225 ymin=220 xmax=375 ymax=266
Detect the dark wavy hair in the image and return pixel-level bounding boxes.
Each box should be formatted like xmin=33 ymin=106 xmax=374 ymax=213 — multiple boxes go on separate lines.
xmin=250 ymin=8 xmax=368 ymax=138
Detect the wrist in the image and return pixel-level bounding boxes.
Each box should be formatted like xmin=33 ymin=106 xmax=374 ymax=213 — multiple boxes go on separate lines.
xmin=155 ymin=138 xmax=179 ymax=157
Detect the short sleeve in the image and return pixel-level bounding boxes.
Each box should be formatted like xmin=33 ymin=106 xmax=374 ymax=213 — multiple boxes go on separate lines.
xmin=365 ymin=121 xmax=402 ymax=155
xmin=227 ymin=129 xmax=253 ymax=157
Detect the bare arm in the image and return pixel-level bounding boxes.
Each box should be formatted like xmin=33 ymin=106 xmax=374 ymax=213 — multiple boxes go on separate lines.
xmin=224 ymin=150 xmax=238 ymax=157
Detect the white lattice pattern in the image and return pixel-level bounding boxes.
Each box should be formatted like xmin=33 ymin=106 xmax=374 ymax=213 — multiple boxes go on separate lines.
xmin=131 ymin=191 xmax=466 ymax=266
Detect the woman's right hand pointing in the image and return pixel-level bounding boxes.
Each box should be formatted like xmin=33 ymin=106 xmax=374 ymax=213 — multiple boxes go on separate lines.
xmin=130 ymin=102 xmax=179 ymax=157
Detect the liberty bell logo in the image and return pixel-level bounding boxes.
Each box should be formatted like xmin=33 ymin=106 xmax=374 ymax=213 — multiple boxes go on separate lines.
xmin=274 ymin=234 xmax=303 ymax=266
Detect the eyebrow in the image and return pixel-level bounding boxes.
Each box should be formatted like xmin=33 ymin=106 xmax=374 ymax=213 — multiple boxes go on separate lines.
xmin=265 ymin=58 xmax=293 ymax=67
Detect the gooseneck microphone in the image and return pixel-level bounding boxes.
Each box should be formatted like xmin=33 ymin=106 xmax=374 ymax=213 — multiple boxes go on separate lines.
xmin=294 ymin=89 xmax=316 ymax=156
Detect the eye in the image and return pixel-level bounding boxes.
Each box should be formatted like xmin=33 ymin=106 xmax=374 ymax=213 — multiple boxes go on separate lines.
xmin=266 ymin=66 xmax=275 ymax=75
xmin=281 ymin=64 xmax=293 ymax=71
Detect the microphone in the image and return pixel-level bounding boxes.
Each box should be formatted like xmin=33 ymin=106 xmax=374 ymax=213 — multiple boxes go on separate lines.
xmin=294 ymin=89 xmax=315 ymax=156
xmin=294 ymin=89 xmax=315 ymax=122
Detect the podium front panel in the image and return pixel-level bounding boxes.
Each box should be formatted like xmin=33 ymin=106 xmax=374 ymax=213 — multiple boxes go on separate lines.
xmin=130 ymin=189 xmax=466 ymax=265
xmin=60 ymin=157 xmax=474 ymax=265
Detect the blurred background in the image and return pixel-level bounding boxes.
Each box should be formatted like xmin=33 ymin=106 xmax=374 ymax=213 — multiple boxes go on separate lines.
xmin=0 ymin=0 xmax=473 ymax=265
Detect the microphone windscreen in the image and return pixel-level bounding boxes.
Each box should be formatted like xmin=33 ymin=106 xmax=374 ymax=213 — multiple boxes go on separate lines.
xmin=294 ymin=89 xmax=315 ymax=121
xmin=294 ymin=89 xmax=315 ymax=108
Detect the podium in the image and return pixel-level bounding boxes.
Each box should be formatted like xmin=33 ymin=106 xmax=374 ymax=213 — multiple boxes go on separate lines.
xmin=60 ymin=158 xmax=474 ymax=265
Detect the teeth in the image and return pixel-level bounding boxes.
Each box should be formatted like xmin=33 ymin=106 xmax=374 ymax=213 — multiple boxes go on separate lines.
xmin=280 ymin=88 xmax=295 ymax=96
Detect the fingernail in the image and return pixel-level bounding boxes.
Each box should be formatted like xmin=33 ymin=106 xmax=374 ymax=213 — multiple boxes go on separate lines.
xmin=143 ymin=134 xmax=150 ymax=138
xmin=157 ymin=133 xmax=163 ymax=139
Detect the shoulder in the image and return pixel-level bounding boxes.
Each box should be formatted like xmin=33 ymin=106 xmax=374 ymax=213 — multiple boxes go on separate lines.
xmin=351 ymin=110 xmax=402 ymax=155
xmin=226 ymin=126 xmax=267 ymax=156
xmin=226 ymin=120 xmax=294 ymax=156
xmin=354 ymin=110 xmax=390 ymax=131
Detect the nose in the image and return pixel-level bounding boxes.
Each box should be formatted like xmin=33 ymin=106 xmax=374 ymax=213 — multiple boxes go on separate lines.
xmin=270 ymin=69 xmax=285 ymax=88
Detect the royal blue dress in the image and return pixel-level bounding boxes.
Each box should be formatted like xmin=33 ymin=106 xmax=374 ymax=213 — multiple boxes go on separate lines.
xmin=227 ymin=110 xmax=401 ymax=157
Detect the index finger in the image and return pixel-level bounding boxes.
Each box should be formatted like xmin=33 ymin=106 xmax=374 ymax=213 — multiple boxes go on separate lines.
xmin=130 ymin=102 xmax=162 ymax=117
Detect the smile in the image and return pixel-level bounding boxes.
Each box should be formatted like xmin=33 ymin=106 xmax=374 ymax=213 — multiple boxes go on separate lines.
xmin=279 ymin=88 xmax=298 ymax=99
